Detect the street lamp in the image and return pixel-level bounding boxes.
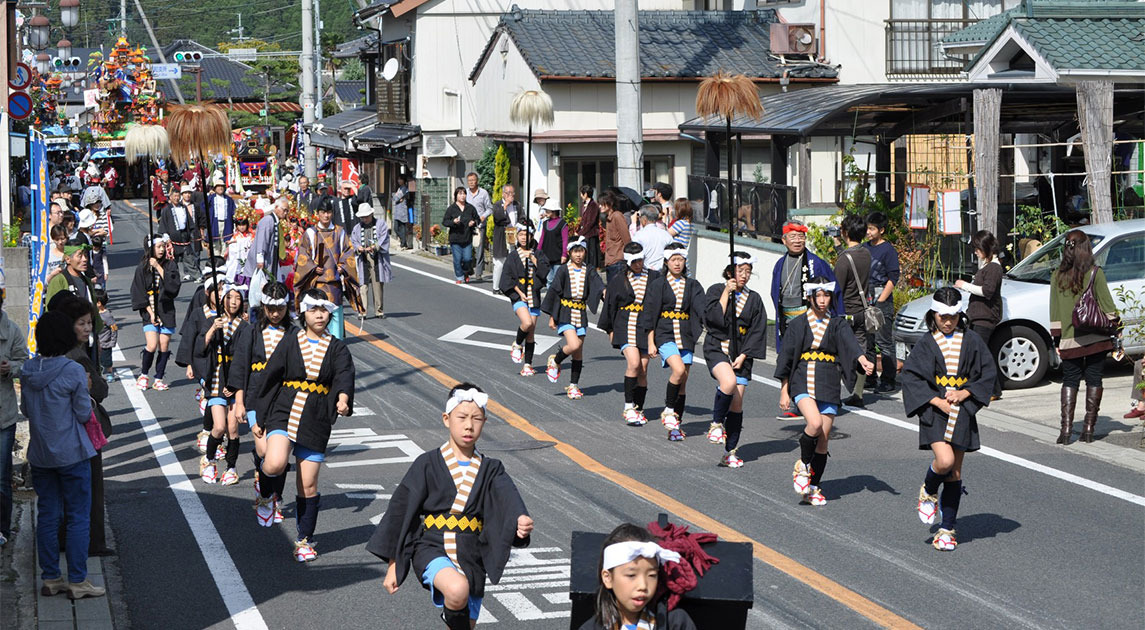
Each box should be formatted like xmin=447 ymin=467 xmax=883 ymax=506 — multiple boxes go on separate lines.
xmin=28 ymin=15 xmax=51 ymax=50
xmin=60 ymin=0 xmax=81 ymax=29
xmin=35 ymin=52 xmax=52 ymax=74
xmin=57 ymin=38 xmax=72 ymax=61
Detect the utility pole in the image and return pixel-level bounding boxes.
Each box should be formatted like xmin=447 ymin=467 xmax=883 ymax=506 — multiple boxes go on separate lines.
xmin=314 ymin=0 xmax=323 ymax=121
xmin=120 ymin=0 xmax=127 ymax=37
xmin=301 ymin=0 xmax=317 ymax=179
xmin=230 ymin=13 xmax=248 ymax=43
xmin=133 ymin=0 xmax=185 ymax=104
xmin=615 ymin=0 xmax=643 ymax=194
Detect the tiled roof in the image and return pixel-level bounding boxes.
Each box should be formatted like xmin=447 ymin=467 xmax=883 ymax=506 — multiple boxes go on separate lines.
xmin=160 ymin=40 xmax=290 ymax=102
xmin=1014 ymin=17 xmax=1145 ymax=70
xmin=334 ymin=80 xmax=367 ymax=107
xmin=470 ymin=9 xmax=838 ymax=82
xmin=943 ymin=1 xmax=1144 ymax=47
xmin=332 ymin=34 xmax=377 ymax=59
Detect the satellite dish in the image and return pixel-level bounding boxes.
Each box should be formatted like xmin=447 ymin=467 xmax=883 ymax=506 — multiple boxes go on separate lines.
xmin=381 ymin=58 xmax=399 ymax=81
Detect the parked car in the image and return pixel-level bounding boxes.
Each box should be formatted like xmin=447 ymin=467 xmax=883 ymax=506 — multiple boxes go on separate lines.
xmin=894 ymin=219 xmax=1145 ymax=389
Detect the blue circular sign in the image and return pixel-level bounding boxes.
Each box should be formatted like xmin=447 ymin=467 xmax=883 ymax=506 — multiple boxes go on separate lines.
xmin=8 ymin=92 xmax=33 ymax=120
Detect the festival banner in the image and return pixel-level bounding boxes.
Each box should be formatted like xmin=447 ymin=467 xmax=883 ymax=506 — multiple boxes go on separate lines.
xmin=337 ymin=158 xmax=361 ymax=192
xmin=27 ymin=131 xmax=51 ymax=353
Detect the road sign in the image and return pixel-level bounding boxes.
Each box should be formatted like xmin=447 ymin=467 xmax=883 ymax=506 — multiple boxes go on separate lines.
xmin=151 ymin=63 xmax=182 ymax=80
xmin=9 ymin=62 xmax=32 ymax=90
xmin=8 ymin=92 xmax=33 ymax=120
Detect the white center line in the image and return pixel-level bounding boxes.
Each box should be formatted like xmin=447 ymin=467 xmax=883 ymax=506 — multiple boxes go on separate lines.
xmin=391 ymin=259 xmax=1145 ymax=507
xmin=111 ymin=346 xmax=269 ymax=630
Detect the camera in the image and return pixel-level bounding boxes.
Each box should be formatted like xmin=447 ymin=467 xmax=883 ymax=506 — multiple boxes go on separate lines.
xmin=826 ymin=225 xmax=840 ymax=239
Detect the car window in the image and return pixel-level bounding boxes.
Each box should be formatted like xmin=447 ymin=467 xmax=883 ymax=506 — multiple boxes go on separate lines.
xmin=1007 ymin=232 xmax=1104 ymax=284
xmin=1097 ymin=234 xmax=1145 ymax=283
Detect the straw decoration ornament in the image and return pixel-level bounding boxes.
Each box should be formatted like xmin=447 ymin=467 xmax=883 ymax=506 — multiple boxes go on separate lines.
xmin=509 ymin=90 xmax=554 ymax=127
xmin=165 ymin=103 xmax=232 ymax=163
xmin=124 ymin=124 xmax=170 ymax=164
xmin=695 ymin=72 xmax=763 ymax=121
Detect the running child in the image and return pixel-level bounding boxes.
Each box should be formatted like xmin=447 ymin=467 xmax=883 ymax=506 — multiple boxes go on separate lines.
xmin=195 ymin=281 xmax=249 ymax=486
xmin=901 ymin=287 xmax=995 ymax=551
xmin=641 ymin=243 xmax=704 ymax=441
xmin=253 ymin=289 xmax=356 ymax=562
xmin=598 ymin=242 xmax=657 ymax=426
xmin=94 ymin=290 xmax=117 ymax=383
xmin=542 ymin=237 xmax=603 ymax=399
xmin=501 ymin=220 xmax=550 ymax=376
xmin=368 ymin=383 xmax=533 ymax=630
xmin=776 ymin=278 xmax=873 ymax=505
xmin=129 ymin=234 xmax=181 ymax=391
xmin=578 ymin=523 xmax=696 ymax=630
xmin=702 ymin=253 xmax=768 ymax=467
xmin=229 ymin=281 xmax=295 ymax=526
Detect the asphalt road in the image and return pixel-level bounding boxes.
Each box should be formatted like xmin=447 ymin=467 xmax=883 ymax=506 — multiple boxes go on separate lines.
xmin=96 ymin=200 xmax=1144 ymax=630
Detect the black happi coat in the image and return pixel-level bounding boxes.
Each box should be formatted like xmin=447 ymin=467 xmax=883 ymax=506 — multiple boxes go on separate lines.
xmin=129 ymin=257 xmax=181 ymax=329
xmin=901 ymin=330 xmax=994 ymax=451
xmin=598 ymin=268 xmax=660 ymax=350
xmin=192 ymin=307 xmax=248 ymax=395
xmin=227 ymin=322 xmax=297 ymax=406
xmin=253 ymin=331 xmax=355 ymax=453
xmin=366 ymin=448 xmax=531 ymax=598
xmin=702 ymin=284 xmax=768 ymax=376
xmin=775 ymin=313 xmax=864 ymax=406
xmin=174 ymin=286 xmax=209 ymax=368
xmin=639 ymin=273 xmax=705 ymax=350
xmin=500 ymin=247 xmax=551 ymax=307
xmin=541 ymin=263 xmax=604 ymax=325
xmin=577 ymin=602 xmax=698 ymax=630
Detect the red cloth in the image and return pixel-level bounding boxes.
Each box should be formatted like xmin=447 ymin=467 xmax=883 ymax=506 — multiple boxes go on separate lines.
xmin=647 ymin=520 xmax=719 ymax=610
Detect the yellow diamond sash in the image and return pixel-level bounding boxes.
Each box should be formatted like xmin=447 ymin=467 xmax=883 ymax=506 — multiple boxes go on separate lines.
xmin=440 ymin=443 xmax=482 ymax=570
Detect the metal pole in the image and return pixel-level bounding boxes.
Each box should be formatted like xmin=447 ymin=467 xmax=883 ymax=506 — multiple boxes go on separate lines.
xmin=133 ymin=0 xmax=184 ymax=104
xmin=614 ymin=0 xmax=643 ymax=192
xmin=120 ymin=0 xmax=127 ymax=37
xmin=726 ymin=118 xmax=737 ymax=357
xmin=301 ymin=0 xmax=318 ymax=180
xmin=314 ymin=0 xmax=323 ymax=121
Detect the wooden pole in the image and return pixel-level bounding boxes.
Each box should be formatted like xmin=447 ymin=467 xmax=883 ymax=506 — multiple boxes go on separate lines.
xmin=973 ymin=88 xmax=1001 ymax=236
xmin=726 ymin=117 xmax=738 ymax=358
xmin=1076 ymin=80 xmax=1114 ymax=224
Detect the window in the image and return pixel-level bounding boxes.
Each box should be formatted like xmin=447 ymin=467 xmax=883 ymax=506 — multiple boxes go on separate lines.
xmin=1006 ymin=232 xmax=1105 ymax=284
xmin=644 ymin=156 xmax=673 ymax=193
xmin=562 ymin=159 xmax=615 ymax=210
xmin=886 ymin=0 xmax=1021 ymax=75
xmin=1098 ymin=234 xmax=1145 ymax=283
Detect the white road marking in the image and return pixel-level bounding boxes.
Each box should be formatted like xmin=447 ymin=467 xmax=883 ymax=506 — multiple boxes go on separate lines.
xmin=334 ymin=483 xmax=392 ymax=501
xmin=111 ymin=346 xmax=268 ymax=630
xmin=325 ymin=428 xmax=423 ymax=467
xmin=392 ymin=259 xmax=1145 ymax=507
xmin=439 ymin=323 xmax=561 ymax=355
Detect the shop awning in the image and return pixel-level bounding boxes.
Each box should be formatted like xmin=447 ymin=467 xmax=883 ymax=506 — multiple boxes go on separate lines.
xmin=355 ymin=123 xmax=420 ymax=149
xmin=305 ymin=106 xmax=378 ymax=151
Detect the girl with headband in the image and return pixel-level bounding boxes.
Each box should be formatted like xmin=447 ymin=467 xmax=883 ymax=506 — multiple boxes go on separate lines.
xmin=228 ymin=281 xmax=296 ymax=527
xmin=129 ymin=233 xmax=181 ymax=392
xmin=253 ymin=288 xmax=356 ymax=562
xmin=598 ymin=242 xmax=657 ymax=426
xmin=702 ymin=252 xmax=768 ymax=468
xmin=196 ymin=280 xmax=249 ymax=487
xmin=776 ymin=277 xmax=873 ymax=506
xmin=580 ymin=523 xmax=696 ymax=630
xmin=501 ymin=219 xmax=551 ymax=377
xmin=368 ymin=383 xmax=533 ymax=630
xmin=641 ymin=242 xmax=705 ymax=441
xmin=900 ymin=287 xmax=995 ymax=551
xmin=541 ymin=237 xmax=604 ymax=399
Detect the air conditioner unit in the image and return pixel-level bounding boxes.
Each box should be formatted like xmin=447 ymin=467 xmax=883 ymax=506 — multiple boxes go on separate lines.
xmin=770 ymin=23 xmax=818 ymax=56
xmin=422 ymin=134 xmax=458 ymax=158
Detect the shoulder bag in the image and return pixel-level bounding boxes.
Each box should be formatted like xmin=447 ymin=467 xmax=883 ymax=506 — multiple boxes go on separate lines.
xmin=844 ymin=252 xmax=884 ymax=333
xmin=1071 ymin=267 xmax=1116 ymax=335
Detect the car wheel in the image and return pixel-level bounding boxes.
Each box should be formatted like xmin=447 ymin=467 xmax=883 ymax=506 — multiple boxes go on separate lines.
xmin=992 ymin=324 xmax=1049 ymax=390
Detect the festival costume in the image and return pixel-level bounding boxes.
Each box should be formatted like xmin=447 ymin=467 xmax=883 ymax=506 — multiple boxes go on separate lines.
xmin=294 ymin=223 xmax=359 ymax=339
xmin=253 ymin=328 xmax=355 ymax=558
xmin=129 ymin=255 xmax=181 ymax=383
xmin=351 ymin=219 xmax=391 ymax=317
xmin=540 ymin=261 xmax=603 ymax=397
xmin=775 ymin=310 xmax=864 ymax=499
xmin=576 ymin=602 xmax=698 ymax=630
xmin=192 ymin=301 xmax=248 ymax=484
xmin=599 ymin=267 xmax=660 ymax=424
xmin=640 ymin=270 xmax=704 ymax=440
xmin=501 ymin=246 xmax=550 ymax=373
xmin=702 ymin=283 xmax=767 ymax=459
xmin=902 ymin=326 xmax=994 ymax=550
xmin=367 ymin=446 xmax=531 ymax=624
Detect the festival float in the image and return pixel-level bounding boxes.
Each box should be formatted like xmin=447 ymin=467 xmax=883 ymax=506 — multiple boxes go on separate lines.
xmin=85 ymin=37 xmax=164 ymax=161
xmin=227 ymin=126 xmax=277 ymax=192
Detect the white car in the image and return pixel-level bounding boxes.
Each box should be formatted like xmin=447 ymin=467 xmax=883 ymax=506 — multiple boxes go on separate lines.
xmin=893 ymin=219 xmax=1145 ymax=389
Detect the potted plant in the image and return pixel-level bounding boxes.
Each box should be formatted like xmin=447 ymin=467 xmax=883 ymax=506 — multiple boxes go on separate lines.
xmin=429 ymin=224 xmax=449 ymax=256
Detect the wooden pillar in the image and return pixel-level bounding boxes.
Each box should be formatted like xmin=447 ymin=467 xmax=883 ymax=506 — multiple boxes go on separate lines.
xmin=705 ymin=132 xmax=721 ymax=179
xmin=770 ymin=137 xmax=790 ymax=188
xmin=973 ymin=88 xmax=1002 ymax=235
xmin=1076 ymin=80 xmax=1114 ymax=224
xmin=893 ymin=138 xmax=907 ymax=207
xmin=875 ymin=141 xmax=891 ymax=200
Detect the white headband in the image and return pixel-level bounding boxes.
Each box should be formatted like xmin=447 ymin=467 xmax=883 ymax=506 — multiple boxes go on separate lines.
xmin=665 ymin=247 xmax=688 ymax=260
xmin=805 ymin=281 xmax=836 ymax=295
xmin=261 ymin=294 xmax=288 ymax=307
xmin=202 ymin=274 xmax=223 ymax=290
xmin=445 ymin=388 xmax=489 ymax=414
xmin=300 ymin=294 xmax=338 ymax=313
xmin=515 ymin=222 xmax=532 ymax=232
xmin=221 ymin=283 xmax=244 ymax=297
xmin=566 ymin=237 xmax=587 ymax=253
xmin=602 ymin=541 xmax=682 ymax=571
xmin=623 ymin=250 xmax=644 ymax=263
xmin=148 ymin=233 xmax=171 ymax=246
xmin=731 ymin=254 xmax=757 ymax=266
xmin=929 ymin=299 xmax=962 ymax=316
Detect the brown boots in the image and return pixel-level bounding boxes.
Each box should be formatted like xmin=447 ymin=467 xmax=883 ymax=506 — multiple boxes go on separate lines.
xmin=1058 ymin=386 xmax=1077 ymax=444
xmin=1080 ymin=386 xmax=1103 ymax=443
xmin=1059 ymin=385 xmax=1103 ymax=444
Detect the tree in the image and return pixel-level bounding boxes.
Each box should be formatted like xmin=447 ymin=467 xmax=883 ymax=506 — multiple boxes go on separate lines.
xmin=493 ymin=144 xmax=510 ymax=203
xmin=475 ymin=143 xmax=496 ymax=196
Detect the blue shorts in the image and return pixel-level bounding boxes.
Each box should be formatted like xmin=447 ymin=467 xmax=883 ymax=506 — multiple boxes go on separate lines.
xmin=266 ymin=429 xmax=326 ymax=462
xmin=658 ymin=342 xmax=693 ymax=368
xmin=793 ymin=394 xmax=838 ymax=417
xmin=511 ymin=301 xmax=541 ymax=317
xmin=142 ymin=323 xmax=176 ymax=335
xmin=422 ymin=556 xmax=483 ymax=620
xmin=736 ymin=376 xmax=750 ymax=387
xmin=557 ymin=323 xmax=587 ymax=337
xmin=199 ymin=379 xmax=233 ymax=408
xmin=246 ymin=410 xmax=257 ymax=424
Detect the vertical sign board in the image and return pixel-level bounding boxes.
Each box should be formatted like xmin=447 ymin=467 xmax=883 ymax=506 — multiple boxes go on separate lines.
xmin=906 ymin=183 xmax=930 ymax=230
xmin=936 ymin=190 xmax=962 ymax=236
xmin=337 ymin=158 xmax=361 ymax=191
xmin=27 ymin=133 xmax=50 ymax=352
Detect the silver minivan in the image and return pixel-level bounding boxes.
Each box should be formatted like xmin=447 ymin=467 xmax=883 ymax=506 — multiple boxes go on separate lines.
xmin=893 ymin=219 xmax=1145 ymax=389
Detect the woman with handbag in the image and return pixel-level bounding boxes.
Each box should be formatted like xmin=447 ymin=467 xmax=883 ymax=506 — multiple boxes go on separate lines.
xmin=1050 ymin=230 xmax=1119 ymax=444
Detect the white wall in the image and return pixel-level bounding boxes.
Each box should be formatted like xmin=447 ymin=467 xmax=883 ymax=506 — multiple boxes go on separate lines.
xmin=693 ymin=232 xmax=781 ymax=322
xmin=777 ymin=1 xmax=890 ymax=85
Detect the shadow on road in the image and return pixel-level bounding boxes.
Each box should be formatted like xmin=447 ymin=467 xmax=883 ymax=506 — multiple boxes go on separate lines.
xmin=829 ymin=474 xmax=901 ymax=498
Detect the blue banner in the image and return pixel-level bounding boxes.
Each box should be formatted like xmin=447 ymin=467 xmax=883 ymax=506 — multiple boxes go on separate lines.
xmin=27 ymin=132 xmax=50 ymax=353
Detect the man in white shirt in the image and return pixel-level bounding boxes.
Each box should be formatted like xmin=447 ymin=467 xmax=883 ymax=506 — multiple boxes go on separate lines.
xmin=632 ymin=205 xmax=674 ymax=271
xmin=466 ymin=172 xmax=493 ymax=281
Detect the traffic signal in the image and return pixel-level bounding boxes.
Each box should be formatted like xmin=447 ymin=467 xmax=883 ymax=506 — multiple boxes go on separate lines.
xmin=53 ymin=57 xmax=83 ymax=70
xmin=173 ymin=51 xmax=204 ymax=63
